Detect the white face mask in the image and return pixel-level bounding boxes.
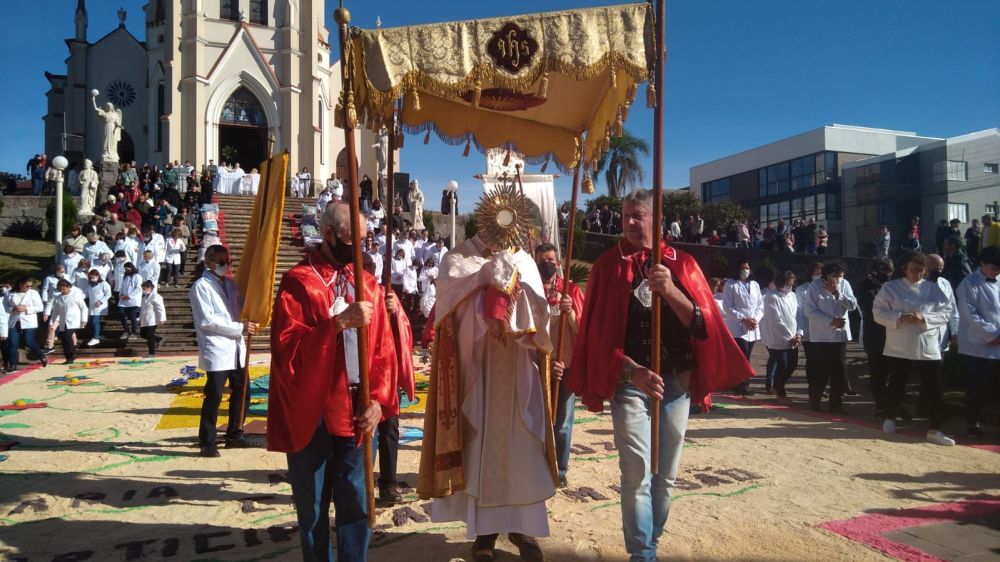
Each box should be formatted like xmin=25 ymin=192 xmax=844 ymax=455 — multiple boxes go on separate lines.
xmin=780 ymin=285 xmax=794 ymax=293
xmin=55 ymin=272 xmax=65 ymax=279
xmin=812 ymin=275 xmax=821 ymax=281
xmin=739 ymin=269 xmax=750 ymax=279
xmin=214 ymin=264 xmax=229 ymax=278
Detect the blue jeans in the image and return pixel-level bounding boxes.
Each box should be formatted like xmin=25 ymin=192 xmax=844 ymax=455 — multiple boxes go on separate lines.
xmin=612 ymin=380 xmax=691 ymax=562
xmin=90 ymin=314 xmax=102 ymax=340
xmin=765 ymin=347 xmax=798 ymax=395
xmin=287 ymin=423 xmax=371 ymax=562
xmin=8 ymin=326 xmax=44 ymax=370
xmin=552 ymin=380 xmax=577 ymax=482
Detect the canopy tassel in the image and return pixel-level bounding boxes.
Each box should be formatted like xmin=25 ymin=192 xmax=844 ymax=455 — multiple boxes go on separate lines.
xmin=345 ymin=92 xmax=358 ymax=130
xmin=423 ymin=130 xmax=431 ymax=145
xmin=647 ymin=83 xmax=656 ymax=108
xmin=397 ymin=132 xmax=405 ymax=149
xmin=610 ymin=67 xmax=618 ymax=89
xmin=582 ymin=171 xmax=595 ymax=194
xmin=540 ymin=156 xmax=549 ymax=174
xmin=602 ymin=131 xmax=611 ymax=152
xmin=615 ymin=109 xmax=624 ymax=137
xmin=473 ymin=79 xmax=482 ymax=108
xmin=411 ymin=88 xmax=421 ymax=112
xmin=463 ymin=138 xmax=471 ymax=157
xmin=538 ymin=71 xmax=549 ymax=99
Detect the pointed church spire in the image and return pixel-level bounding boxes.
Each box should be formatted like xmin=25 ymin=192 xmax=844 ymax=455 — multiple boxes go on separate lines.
xmin=74 ymin=0 xmax=88 ymax=42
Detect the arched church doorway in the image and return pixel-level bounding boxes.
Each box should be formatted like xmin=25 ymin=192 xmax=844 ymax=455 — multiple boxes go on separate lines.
xmin=218 ymin=87 xmax=268 ymax=171
xmin=117 ymin=130 xmax=135 ymax=164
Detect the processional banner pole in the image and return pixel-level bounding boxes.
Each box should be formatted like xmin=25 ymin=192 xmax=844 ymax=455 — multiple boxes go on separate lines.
xmin=650 ymin=0 xmax=666 ymax=476
xmin=551 ymin=151 xmax=583 ymax=416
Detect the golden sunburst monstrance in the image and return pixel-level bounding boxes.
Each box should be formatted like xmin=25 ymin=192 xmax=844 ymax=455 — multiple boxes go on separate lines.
xmin=474 ymin=179 xmax=534 ymax=250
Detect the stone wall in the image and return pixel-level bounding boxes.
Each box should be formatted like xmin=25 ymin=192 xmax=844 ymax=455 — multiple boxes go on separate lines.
xmin=0 ymin=196 xmax=59 ymax=239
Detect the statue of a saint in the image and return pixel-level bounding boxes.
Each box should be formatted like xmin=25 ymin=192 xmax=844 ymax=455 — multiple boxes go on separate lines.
xmin=372 ymin=126 xmax=389 ymax=202
xmin=92 ymin=91 xmax=123 ymax=163
xmin=78 ymin=159 xmax=100 ymax=216
xmin=409 ymin=179 xmax=425 ymax=230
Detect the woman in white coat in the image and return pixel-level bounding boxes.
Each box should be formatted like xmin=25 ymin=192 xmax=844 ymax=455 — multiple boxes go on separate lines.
xmin=139 ymin=280 xmax=167 ymax=356
xmin=4 ymin=276 xmax=47 ymax=370
xmin=118 ymin=263 xmax=143 ymax=340
xmin=85 ymin=270 xmax=112 ymax=346
xmin=49 ymin=279 xmax=89 ymax=364
xmin=723 ymin=259 xmax=763 ymax=395
xmin=294 ymin=167 xmax=311 ymax=198
xmin=760 ymin=271 xmax=802 ymax=402
xmin=873 ymin=251 xmax=955 ymax=446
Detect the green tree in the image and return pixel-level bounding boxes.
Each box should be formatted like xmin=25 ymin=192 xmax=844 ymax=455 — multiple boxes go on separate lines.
xmin=584 ymin=194 xmax=622 ymax=214
xmin=593 ymin=130 xmax=650 ymax=197
xmin=45 ymin=191 xmax=78 ymax=240
xmin=662 ymin=190 xmax=703 ymax=223
xmin=701 ymin=200 xmax=750 ymax=236
xmin=422 ymin=211 xmax=436 ymax=238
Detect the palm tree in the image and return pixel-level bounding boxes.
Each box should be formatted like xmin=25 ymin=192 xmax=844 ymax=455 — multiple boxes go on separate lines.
xmin=593 ymin=129 xmax=650 ymax=198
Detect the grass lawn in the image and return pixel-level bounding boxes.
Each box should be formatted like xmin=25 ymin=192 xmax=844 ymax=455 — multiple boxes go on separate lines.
xmin=0 ymin=237 xmax=55 ymax=284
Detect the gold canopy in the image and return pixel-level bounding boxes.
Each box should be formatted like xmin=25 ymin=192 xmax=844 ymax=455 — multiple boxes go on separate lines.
xmin=343 ymin=2 xmax=655 ymax=174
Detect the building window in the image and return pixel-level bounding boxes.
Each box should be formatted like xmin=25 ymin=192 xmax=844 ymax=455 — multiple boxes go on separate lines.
xmin=985 ymin=163 xmax=999 ymax=174
xmin=932 ymin=160 xmax=968 ymax=182
xmin=946 ymin=203 xmax=968 ymax=224
xmin=221 ymin=0 xmax=239 ymax=21
xmin=987 ymin=203 xmax=999 ymax=217
xmin=250 ymin=0 xmax=267 ymax=25
xmin=703 ymin=177 xmax=730 ymax=203
xmin=826 ymin=193 xmax=839 ymax=220
xmin=221 ymin=88 xmax=267 ymax=127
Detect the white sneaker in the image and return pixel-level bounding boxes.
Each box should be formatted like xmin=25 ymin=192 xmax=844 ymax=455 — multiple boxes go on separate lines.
xmin=883 ymin=419 xmax=896 ymax=434
xmin=86 ymin=338 xmax=100 ymax=347
xmin=926 ymin=430 xmax=955 ymax=446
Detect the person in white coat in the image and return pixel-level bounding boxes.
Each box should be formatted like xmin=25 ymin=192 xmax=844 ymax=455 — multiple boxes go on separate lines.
xmin=139 ymin=280 xmax=167 ymax=356
xmin=796 ymin=261 xmax=823 ymax=401
xmin=114 ymin=230 xmax=140 ymax=268
xmin=81 ymin=232 xmax=112 ymax=264
xmin=761 ymin=271 xmax=802 ymax=403
xmin=138 ymin=251 xmax=161 ymax=291
xmin=955 ymin=246 xmax=1000 ymax=439
xmin=117 ymin=263 xmax=143 ymax=339
xmin=4 ymin=276 xmax=47 ymax=370
xmin=40 ymin=265 xmax=66 ymax=308
xmin=874 ymin=251 xmax=955 ymax=446
xmin=804 ymin=261 xmax=857 ymax=413
xmin=293 ymin=167 xmax=311 ymax=198
xmin=723 ymin=259 xmax=763 ymax=395
xmin=0 ymin=294 xmax=9 ymax=372
xmin=49 ymin=279 xmax=89 ymax=364
xmin=142 ymin=226 xmax=168 ymax=286
xmin=71 ymin=258 xmax=92 ymax=292
xmin=85 ymin=270 xmax=112 ymax=346
xmin=165 ymin=229 xmax=187 ymax=287
xmin=190 ymin=245 xmax=258 ymax=457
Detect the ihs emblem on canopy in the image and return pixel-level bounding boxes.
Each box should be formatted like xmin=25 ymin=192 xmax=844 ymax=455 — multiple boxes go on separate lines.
xmin=474 ymin=178 xmax=533 ymax=250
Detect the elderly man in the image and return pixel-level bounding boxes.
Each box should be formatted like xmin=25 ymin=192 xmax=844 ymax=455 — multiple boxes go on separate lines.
xmin=956 ymin=246 xmax=1000 ymax=438
xmin=267 ymin=201 xmax=397 ymax=561
xmin=190 ymin=245 xmax=258 ymax=457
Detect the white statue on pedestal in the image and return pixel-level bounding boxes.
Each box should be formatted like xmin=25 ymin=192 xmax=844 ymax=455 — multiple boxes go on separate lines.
xmin=78 ymin=159 xmax=99 ymax=216
xmin=373 ymin=126 xmax=389 ymax=202
xmin=409 ymin=179 xmax=425 ymax=230
xmin=92 ymin=90 xmax=123 ymax=163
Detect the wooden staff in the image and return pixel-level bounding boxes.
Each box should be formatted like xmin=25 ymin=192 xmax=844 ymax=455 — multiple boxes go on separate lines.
xmin=335 ymin=3 xmax=377 ymax=528
xmin=551 ymin=158 xmax=582 ymax=415
xmin=236 ymin=136 xmax=276 ymax=431
xmin=650 ymin=0 xmax=666 ymax=476
xmin=380 ymin=104 xmax=397 ymax=289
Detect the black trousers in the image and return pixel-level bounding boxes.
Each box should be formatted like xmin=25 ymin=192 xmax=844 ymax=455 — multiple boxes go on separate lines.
xmin=885 ymin=357 xmax=945 ymax=430
xmin=376 ymin=416 xmax=400 ymax=488
xmin=140 ymin=326 xmax=158 ymax=355
xmin=865 ymin=342 xmax=889 ymax=413
xmin=199 ymin=367 xmax=250 ymax=446
xmin=60 ymin=329 xmax=79 ymax=363
xmin=808 ymin=342 xmax=847 ymax=408
xmin=732 ymin=338 xmax=755 ymax=392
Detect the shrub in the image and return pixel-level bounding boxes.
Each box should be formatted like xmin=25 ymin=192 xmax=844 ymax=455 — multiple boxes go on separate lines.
xmin=45 ymin=192 xmax=78 ymax=240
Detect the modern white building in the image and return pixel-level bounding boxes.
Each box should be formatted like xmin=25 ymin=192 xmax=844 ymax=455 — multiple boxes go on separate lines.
xmin=690 ymin=125 xmax=942 ymax=254
xmin=43 ymin=0 xmax=387 ymax=194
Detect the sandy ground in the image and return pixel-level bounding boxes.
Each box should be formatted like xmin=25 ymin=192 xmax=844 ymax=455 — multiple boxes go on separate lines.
xmin=0 ymin=350 xmax=998 ymax=562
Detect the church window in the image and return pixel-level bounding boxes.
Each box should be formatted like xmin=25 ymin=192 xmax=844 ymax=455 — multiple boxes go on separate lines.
xmin=220 ymin=0 xmax=239 ymax=21
xmin=250 ymin=0 xmax=268 ymax=25
xmin=107 ymin=80 xmax=136 ymax=108
xmin=220 ymin=88 xmax=267 ymax=128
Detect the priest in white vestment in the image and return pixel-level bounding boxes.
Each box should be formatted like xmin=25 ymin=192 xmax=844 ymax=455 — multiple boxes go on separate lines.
xmin=419 ymin=185 xmax=558 ymax=561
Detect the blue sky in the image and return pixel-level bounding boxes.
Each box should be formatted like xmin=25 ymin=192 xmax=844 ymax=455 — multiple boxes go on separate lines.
xmin=2 ymin=0 xmax=997 ymax=212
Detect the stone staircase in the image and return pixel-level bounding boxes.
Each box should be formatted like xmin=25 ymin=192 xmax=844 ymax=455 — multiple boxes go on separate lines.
xmin=72 ymin=194 xmax=315 ymax=357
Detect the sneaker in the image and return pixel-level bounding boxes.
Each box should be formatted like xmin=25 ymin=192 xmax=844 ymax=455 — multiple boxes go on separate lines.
xmin=156 ymin=336 xmax=166 ymax=350
xmin=40 ymin=356 xmax=48 ymax=368
xmin=882 ymin=419 xmax=896 ymax=434
xmin=86 ymin=338 xmax=100 ymax=347
xmin=41 ymin=347 xmax=56 ymax=355
xmin=926 ymin=430 xmax=955 ymax=446
xmin=558 ymin=475 xmax=568 ymax=489
xmin=379 ymin=485 xmax=403 ymax=503
xmin=967 ymin=424 xmax=984 ymax=439
xmin=225 ymin=436 xmax=252 ymax=449
xmin=119 ymin=333 xmax=130 ymax=341
xmin=199 ymin=445 xmax=221 ymax=458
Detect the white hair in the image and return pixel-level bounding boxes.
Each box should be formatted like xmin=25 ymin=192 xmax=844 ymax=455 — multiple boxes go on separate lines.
xmin=319 ymin=201 xmax=351 ymax=235
xmin=623 ymin=188 xmax=654 ymax=211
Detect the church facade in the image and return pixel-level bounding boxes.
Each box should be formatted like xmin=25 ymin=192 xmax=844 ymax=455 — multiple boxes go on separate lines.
xmin=43 ymin=0 xmax=384 ymax=194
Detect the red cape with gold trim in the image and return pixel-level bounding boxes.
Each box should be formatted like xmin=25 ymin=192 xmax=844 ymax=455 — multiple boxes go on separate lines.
xmin=567 ymin=240 xmax=753 ymax=412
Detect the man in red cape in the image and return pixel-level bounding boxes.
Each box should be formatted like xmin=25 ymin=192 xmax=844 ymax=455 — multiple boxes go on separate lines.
xmin=567 ymin=189 xmax=752 ymax=561
xmin=267 ymin=201 xmax=396 ymax=562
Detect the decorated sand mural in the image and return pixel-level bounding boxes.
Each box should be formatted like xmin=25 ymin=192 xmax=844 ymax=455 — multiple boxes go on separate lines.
xmin=0 ymin=351 xmax=997 ymax=561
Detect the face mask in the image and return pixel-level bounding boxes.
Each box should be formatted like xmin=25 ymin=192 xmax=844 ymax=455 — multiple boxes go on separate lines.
xmin=213 ymin=264 xmax=229 ymax=278
xmin=537 ymin=261 xmax=559 ymax=280
xmin=327 ymin=239 xmax=354 ymax=265
xmin=928 ymin=271 xmax=942 ymax=282
xmin=812 ymin=275 xmax=822 ymax=281
xmin=89 ymin=279 xmax=99 ymax=285
xmin=125 ymin=268 xmax=136 ymax=276
xmin=143 ymin=291 xmax=152 ymax=297
xmin=55 ymin=272 xmax=65 ymax=279
xmin=739 ymin=269 xmax=750 ymax=279
xmin=780 ymin=285 xmax=794 ymax=293
xmin=116 ymin=257 xmax=125 ymax=263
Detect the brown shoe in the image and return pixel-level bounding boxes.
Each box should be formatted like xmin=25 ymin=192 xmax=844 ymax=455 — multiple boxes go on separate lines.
xmin=472 ymin=533 xmax=498 ymax=562
xmin=379 ymin=485 xmax=403 ymax=503
xmin=508 ymin=533 xmax=544 ymax=561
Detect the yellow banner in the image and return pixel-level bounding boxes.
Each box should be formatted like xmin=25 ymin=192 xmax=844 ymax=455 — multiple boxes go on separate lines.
xmin=236 ymin=151 xmax=288 ymax=327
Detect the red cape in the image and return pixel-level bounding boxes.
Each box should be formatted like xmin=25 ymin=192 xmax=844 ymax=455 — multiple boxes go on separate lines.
xmin=267 ymin=251 xmax=397 ymax=453
xmin=389 ymin=302 xmax=416 ymax=411
xmin=567 ymin=240 xmax=752 ymax=412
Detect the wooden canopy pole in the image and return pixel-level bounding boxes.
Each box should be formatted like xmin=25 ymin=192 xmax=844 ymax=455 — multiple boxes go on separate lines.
xmin=551 ymin=157 xmax=582 ymax=416
xmin=650 ymin=0 xmax=666 ymax=476
xmin=381 ymin=105 xmax=397 ymax=288
xmin=334 ymin=3 xmax=377 ymax=529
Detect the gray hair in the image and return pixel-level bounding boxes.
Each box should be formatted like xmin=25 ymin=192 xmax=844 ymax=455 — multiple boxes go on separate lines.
xmin=622 ymin=188 xmax=654 ymax=211
xmin=319 ymin=201 xmax=351 ymax=235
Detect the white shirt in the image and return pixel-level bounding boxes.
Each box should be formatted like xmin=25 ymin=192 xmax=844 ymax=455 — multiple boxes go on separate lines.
xmin=144 ymin=233 xmax=167 ymax=263
xmin=62 ymin=252 xmax=83 ymax=274
xmin=935 ymin=276 xmax=959 ymax=353
xmin=956 ymin=269 xmax=1000 ymax=359
xmin=72 ymin=269 xmax=90 ymax=292
xmin=670 ymin=221 xmax=681 ymax=239
xmin=414 ymin=239 xmax=428 ymax=263
xmin=805 ymin=277 xmax=858 ymax=342
xmin=375 ymin=233 xmax=387 ymax=255
xmin=118 ymin=273 xmax=143 ymax=308
xmin=723 ymin=278 xmax=763 ymax=342
xmin=421 ymin=282 xmax=437 ymax=318
xmin=391 ymin=257 xmax=407 ymax=285
xmin=111 ymin=260 xmax=127 ymax=292
xmin=41 ymin=275 xmax=62 ymax=304
xmin=5 ymin=289 xmax=44 ymax=330
xmin=92 ymin=262 xmax=112 ymax=283
xmin=795 ymin=281 xmax=815 ymax=341
xmin=873 ymin=277 xmax=952 ymax=361
xmin=86 ymin=281 xmax=112 ymax=316
xmin=761 ymin=289 xmax=801 ymax=350
xmin=0 ymin=301 xmax=8 ymax=339
xmin=49 ymin=289 xmax=89 ymax=330
xmin=317 ymin=191 xmax=333 ymax=210
xmin=82 ymin=240 xmax=112 ymax=263
xmin=190 ymin=271 xmax=246 ymax=372
xmin=713 ymin=294 xmax=725 ymax=319
xmin=394 ymin=239 xmax=415 ymax=265
xmin=140 ymin=292 xmax=167 ymax=328
xmin=366 ymin=250 xmax=383 ymax=279
xmin=116 ymin=238 xmax=140 ymax=267
xmin=138 ymin=260 xmax=161 ymax=287
xmin=165 ymin=238 xmax=186 ymax=265
xmin=402 ymin=266 xmax=419 ymax=294
xmin=427 ymin=245 xmax=448 ymax=267
xmin=419 ymin=265 xmax=439 ymax=294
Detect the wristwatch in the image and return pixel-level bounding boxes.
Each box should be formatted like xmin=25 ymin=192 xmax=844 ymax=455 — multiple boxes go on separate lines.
xmin=620 ymin=362 xmax=635 ymax=385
